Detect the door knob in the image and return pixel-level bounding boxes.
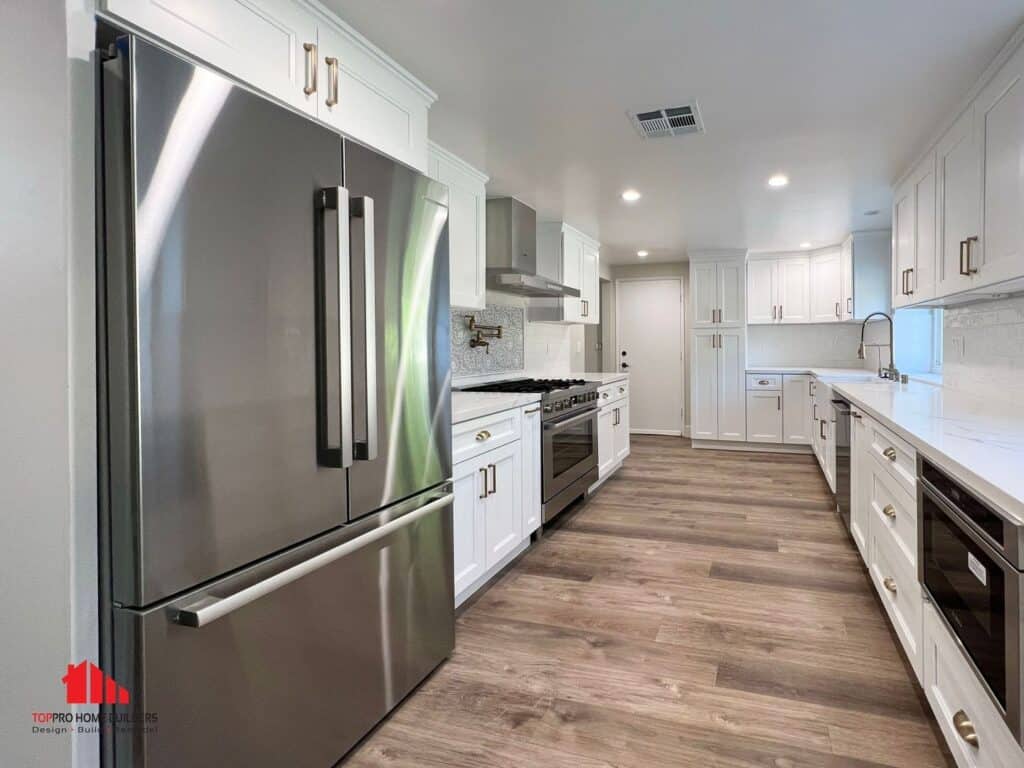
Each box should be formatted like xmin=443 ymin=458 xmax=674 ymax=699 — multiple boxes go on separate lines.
xmin=621 ymin=362 xmax=629 ymax=369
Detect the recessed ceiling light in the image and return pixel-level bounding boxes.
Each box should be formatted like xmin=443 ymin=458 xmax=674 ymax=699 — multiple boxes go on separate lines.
xmin=864 ymin=209 xmax=880 ymax=216
xmin=637 ymin=250 xmax=649 ymax=258
xmin=799 ymin=242 xmax=811 ymax=249
xmin=767 ymin=174 xmax=789 ymax=188
xmin=621 ymin=188 xmax=642 ymax=202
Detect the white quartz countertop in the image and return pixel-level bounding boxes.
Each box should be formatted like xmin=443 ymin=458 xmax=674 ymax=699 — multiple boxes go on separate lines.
xmin=832 ymin=379 xmax=1024 ymax=523
xmin=746 ymin=365 xmax=878 ymax=380
xmin=451 ymin=391 xmax=540 ymax=424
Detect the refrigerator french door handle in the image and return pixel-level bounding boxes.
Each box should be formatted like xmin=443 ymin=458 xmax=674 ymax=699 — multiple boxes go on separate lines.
xmin=352 ymin=195 xmax=378 ymax=461
xmin=315 ymin=186 xmax=354 ymax=468
xmin=172 ymin=491 xmax=454 ymax=628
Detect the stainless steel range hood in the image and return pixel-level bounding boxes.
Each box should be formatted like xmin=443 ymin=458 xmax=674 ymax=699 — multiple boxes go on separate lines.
xmin=485 ymin=197 xmax=580 ymax=298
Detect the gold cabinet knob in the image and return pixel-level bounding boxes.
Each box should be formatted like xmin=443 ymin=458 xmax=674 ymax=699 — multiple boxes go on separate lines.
xmin=952 ymin=710 xmax=979 ymax=748
xmin=882 ymin=447 xmax=897 ymax=461
xmin=475 ymin=430 xmax=491 ymax=441
xmin=882 ymin=504 xmax=896 ymax=519
xmin=882 ymin=577 xmax=897 ymax=594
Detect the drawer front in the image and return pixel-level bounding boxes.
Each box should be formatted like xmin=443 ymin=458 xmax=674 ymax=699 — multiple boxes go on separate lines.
xmin=923 ymin=603 xmax=1024 ymax=768
xmin=452 ymin=407 xmax=522 ymax=465
xmin=868 ymin=459 xmax=918 ymax=569
xmin=867 ymin=416 xmax=917 ymax=497
xmin=869 ymin=525 xmax=923 ymax=680
xmin=746 ymin=373 xmax=782 ymax=390
xmin=598 ymin=379 xmax=628 ymax=404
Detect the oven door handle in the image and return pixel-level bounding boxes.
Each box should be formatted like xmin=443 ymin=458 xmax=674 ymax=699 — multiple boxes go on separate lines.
xmin=543 ymin=408 xmax=597 ymax=431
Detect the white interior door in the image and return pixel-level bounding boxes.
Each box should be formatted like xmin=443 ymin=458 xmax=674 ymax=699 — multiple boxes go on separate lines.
xmin=616 ymin=279 xmax=683 ymax=435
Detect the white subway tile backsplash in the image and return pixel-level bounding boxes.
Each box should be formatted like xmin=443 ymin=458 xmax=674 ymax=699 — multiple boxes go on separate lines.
xmin=943 ymin=295 xmax=1024 ymax=402
xmin=747 ymin=324 xmax=864 ymax=368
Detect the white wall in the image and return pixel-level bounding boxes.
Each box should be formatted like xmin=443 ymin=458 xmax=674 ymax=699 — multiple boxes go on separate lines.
xmin=943 ymin=295 xmax=1024 ymax=402
xmin=747 ymin=324 xmax=864 ymax=368
xmin=1 ymin=2 xmax=75 ymax=765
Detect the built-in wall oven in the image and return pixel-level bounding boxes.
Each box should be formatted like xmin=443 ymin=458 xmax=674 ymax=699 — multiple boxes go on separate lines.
xmin=542 ymin=401 xmax=598 ymax=522
xmin=919 ymin=457 xmax=1024 ymax=747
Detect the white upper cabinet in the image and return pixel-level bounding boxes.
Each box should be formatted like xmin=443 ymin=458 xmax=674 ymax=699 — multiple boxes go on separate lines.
xmin=977 ymin=41 xmax=1024 ymax=289
xmin=427 ymin=143 xmax=488 ymax=309
xmin=936 ymin=107 xmax=980 ymax=297
xmin=692 ymin=252 xmax=745 ymax=328
xmin=809 ymin=248 xmax=843 ymax=322
xmin=746 ymin=259 xmax=777 ymax=324
xmin=747 ymin=255 xmax=809 ymax=324
xmin=893 ymin=152 xmax=937 ymax=308
xmin=100 ymin=0 xmax=436 ymax=172
xmin=840 ymin=236 xmax=854 ymax=319
xmin=530 ymin=224 xmax=600 ymax=325
xmin=893 ymin=29 xmax=1024 ymax=305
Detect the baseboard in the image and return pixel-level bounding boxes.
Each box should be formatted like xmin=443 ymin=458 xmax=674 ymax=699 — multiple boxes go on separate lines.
xmin=691 ymin=439 xmax=813 ymax=454
xmin=631 ymin=429 xmax=682 ymax=436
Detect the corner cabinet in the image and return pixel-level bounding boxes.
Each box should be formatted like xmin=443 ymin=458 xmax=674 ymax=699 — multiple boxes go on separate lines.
xmin=428 ymin=143 xmax=488 ymax=309
xmin=530 ymin=223 xmax=600 ymax=325
xmin=99 ymin=0 xmax=436 ymax=172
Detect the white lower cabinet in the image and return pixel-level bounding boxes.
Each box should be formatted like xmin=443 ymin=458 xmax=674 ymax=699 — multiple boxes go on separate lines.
xmin=923 ymin=603 xmax=1024 ymax=768
xmin=746 ymin=391 xmax=782 ymax=443
xmin=781 ymin=374 xmax=812 ymax=445
xmin=595 ymin=383 xmax=630 ymax=483
xmin=452 ymin=406 xmax=536 ymax=606
xmin=868 ymin=519 xmax=922 ymax=680
xmin=482 ymin=441 xmax=522 ymax=568
xmin=613 ymin=401 xmax=630 ymax=462
xmin=849 ymin=409 xmax=869 ymax=559
xmin=451 ymin=456 xmax=486 ymax=597
xmin=520 ymin=405 xmax=542 ymax=536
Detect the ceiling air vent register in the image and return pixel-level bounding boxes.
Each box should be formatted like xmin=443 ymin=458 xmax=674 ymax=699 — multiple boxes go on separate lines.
xmin=628 ymin=102 xmax=704 ymax=139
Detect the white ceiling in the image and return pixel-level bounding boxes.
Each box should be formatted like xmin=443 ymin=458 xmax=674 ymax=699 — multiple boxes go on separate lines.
xmin=326 ymin=0 xmax=1024 ymax=264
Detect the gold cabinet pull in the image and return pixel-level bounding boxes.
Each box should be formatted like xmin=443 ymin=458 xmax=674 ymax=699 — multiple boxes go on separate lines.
xmin=488 ymin=463 xmax=497 ymax=494
xmin=475 ymin=430 xmax=491 ymax=442
xmin=478 ymin=467 xmax=488 ymax=499
xmin=303 ymin=43 xmax=318 ymax=95
xmin=882 ymin=576 xmax=897 ymax=594
xmin=324 ymin=56 xmax=340 ymax=107
xmin=882 ymin=447 xmax=897 ymax=461
xmin=952 ymin=710 xmax=979 ymax=747
xmin=524 ymin=407 xmax=540 ymax=414
xmin=882 ymin=504 xmax=896 ymax=519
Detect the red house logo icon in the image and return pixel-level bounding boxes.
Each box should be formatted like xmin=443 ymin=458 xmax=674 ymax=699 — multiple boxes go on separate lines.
xmin=62 ymin=661 xmax=130 ymax=705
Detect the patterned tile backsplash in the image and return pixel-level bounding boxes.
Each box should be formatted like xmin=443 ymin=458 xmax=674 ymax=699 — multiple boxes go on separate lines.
xmin=943 ymin=295 xmax=1024 ymax=402
xmin=450 ymin=304 xmax=524 ymax=376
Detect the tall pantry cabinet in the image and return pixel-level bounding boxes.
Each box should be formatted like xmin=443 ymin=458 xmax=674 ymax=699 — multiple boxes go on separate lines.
xmin=690 ymin=252 xmax=747 ymax=442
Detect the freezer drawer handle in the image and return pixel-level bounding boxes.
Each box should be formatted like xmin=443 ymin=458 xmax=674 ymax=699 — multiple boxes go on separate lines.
xmin=172 ymin=492 xmax=454 ymax=628
xmin=351 ymin=196 xmax=378 ymax=461
xmin=315 ymin=186 xmax=354 ymax=469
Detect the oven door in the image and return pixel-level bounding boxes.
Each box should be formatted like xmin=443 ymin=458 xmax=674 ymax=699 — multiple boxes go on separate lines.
xmin=921 ymin=483 xmax=1022 ymax=741
xmin=543 ymin=407 xmax=598 ymax=501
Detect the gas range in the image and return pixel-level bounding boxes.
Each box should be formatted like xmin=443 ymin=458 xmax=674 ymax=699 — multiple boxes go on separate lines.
xmin=459 ymin=378 xmax=600 ymax=420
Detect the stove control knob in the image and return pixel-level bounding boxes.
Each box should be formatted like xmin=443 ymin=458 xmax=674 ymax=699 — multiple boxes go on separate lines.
xmin=553 ymin=401 xmax=563 ymax=411
xmin=543 ymin=404 xmax=553 ymax=413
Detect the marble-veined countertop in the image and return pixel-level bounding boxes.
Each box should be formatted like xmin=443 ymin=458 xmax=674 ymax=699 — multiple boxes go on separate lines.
xmin=832 ymin=379 xmax=1024 ymax=523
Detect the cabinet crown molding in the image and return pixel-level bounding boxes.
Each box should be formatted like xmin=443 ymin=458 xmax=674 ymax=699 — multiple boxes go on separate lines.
xmin=428 ymin=141 xmax=489 ymax=183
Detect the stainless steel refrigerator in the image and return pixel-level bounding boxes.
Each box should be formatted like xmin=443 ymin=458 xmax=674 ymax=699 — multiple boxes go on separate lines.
xmin=97 ymin=34 xmax=453 ymax=767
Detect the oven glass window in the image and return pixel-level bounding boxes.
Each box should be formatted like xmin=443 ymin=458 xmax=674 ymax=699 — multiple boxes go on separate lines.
xmin=551 ymin=418 xmax=594 ymax=478
xmin=923 ymin=493 xmax=1007 ymax=708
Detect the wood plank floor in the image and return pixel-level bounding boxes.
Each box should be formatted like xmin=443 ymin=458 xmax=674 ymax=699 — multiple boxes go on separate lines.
xmin=346 ymin=436 xmax=953 ymax=768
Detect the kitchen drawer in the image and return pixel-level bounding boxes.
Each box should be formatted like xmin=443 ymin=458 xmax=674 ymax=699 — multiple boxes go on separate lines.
xmin=866 ymin=415 xmax=917 ymax=497
xmin=868 ymin=458 xmax=918 ymax=570
xmin=869 ymin=523 xmax=923 ymax=681
xmin=746 ymin=373 xmax=781 ymax=390
xmin=598 ymin=379 xmax=628 ymax=405
xmin=452 ymin=407 xmax=521 ymax=465
xmin=923 ymin=603 xmax=1024 ymax=768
